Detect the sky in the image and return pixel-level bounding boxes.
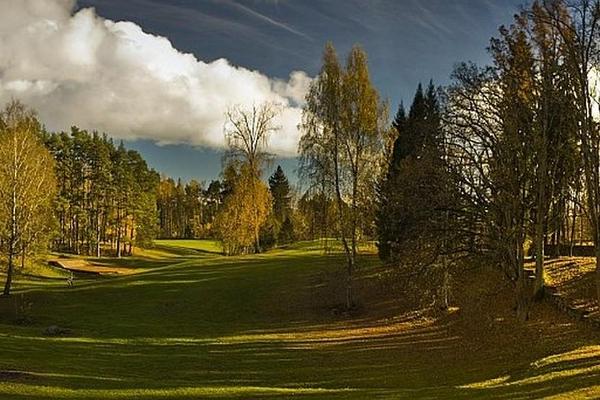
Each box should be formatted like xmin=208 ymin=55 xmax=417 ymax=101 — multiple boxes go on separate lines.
xmin=1 ymin=0 xmax=525 ymax=183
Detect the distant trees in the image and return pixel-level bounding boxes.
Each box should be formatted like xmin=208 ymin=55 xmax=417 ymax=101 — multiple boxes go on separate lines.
xmin=300 ymin=43 xmax=387 ymax=309
xmin=44 ymin=128 xmax=160 ymax=257
xmin=156 ymin=178 xmax=220 ymax=239
xmin=0 ymin=101 xmax=56 ymax=296
xmin=297 ymin=191 xmax=336 ymax=246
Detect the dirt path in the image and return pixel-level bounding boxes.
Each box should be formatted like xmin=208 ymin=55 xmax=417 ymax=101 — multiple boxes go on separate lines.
xmin=48 ymin=259 xmax=137 ymax=276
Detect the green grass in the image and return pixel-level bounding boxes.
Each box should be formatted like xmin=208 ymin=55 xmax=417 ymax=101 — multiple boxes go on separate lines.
xmin=152 ymin=239 xmax=222 ymax=255
xmin=0 ymin=239 xmax=598 ymax=399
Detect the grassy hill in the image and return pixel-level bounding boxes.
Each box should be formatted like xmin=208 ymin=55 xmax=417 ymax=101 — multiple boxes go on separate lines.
xmin=0 ymin=240 xmax=598 ymax=399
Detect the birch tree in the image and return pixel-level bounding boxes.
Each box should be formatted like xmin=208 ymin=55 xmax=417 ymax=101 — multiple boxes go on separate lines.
xmin=0 ymin=101 xmax=56 ymax=296
xmin=300 ymin=43 xmax=387 ymax=309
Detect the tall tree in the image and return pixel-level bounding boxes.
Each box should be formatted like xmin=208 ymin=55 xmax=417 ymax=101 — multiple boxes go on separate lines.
xmin=0 ymin=101 xmax=56 ymax=296
xmin=537 ymin=0 xmax=600 ymax=303
xmin=377 ymin=83 xmax=443 ymax=261
xmin=376 ymin=82 xmax=456 ymax=308
xmin=215 ymin=164 xmax=271 ymax=255
xmin=445 ymin=19 xmax=542 ymax=319
xmin=300 ymin=43 xmax=387 ymax=309
xmin=517 ymin=3 xmax=580 ymax=297
xmin=223 ymin=102 xmax=280 ymax=252
xmin=268 ymin=165 xmax=293 ymax=243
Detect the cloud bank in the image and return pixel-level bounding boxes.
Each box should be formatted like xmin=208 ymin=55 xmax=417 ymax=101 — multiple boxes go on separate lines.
xmin=0 ymin=0 xmax=311 ymax=156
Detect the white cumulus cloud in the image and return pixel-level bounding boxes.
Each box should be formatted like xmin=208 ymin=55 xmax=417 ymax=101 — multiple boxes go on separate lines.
xmin=0 ymin=0 xmax=311 ymax=156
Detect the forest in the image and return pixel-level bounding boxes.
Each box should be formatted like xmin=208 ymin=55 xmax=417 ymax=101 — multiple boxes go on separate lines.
xmin=0 ymin=0 xmax=599 ymax=398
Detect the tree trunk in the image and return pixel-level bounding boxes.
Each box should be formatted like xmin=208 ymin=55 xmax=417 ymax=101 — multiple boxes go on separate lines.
xmin=254 ymin=217 xmax=261 ymax=254
xmin=440 ymin=256 xmax=450 ymax=311
xmin=96 ymin=225 xmax=102 ymax=258
xmin=570 ymin=200 xmax=578 ymax=257
xmin=555 ymin=215 xmax=562 ymax=258
xmin=516 ymin=275 xmax=529 ymax=321
xmin=96 ymin=215 xmax=101 ymax=258
xmin=516 ymin=239 xmax=529 ymax=321
xmin=4 ymin=169 xmax=18 ymax=296
xmin=3 ymin=252 xmax=14 ymax=296
xmin=116 ymin=216 xmax=122 ymax=258
xmin=128 ymin=223 xmax=134 ymax=256
xmin=332 ymin=128 xmax=353 ymax=310
xmin=534 ymin=208 xmax=545 ymax=299
xmin=345 ymin=261 xmax=353 ymax=311
xmin=595 ymin=245 xmax=600 ymax=305
xmin=20 ymin=244 xmax=25 ymax=270
xmin=346 ymin=167 xmax=359 ymax=311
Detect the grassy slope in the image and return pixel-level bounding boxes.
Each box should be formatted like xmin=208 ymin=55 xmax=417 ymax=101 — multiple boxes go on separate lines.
xmin=545 ymin=258 xmax=600 ymax=318
xmin=0 ymin=240 xmax=597 ymax=399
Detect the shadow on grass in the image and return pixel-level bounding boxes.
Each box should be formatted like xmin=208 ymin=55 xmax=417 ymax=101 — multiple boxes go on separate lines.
xmin=0 ymin=318 xmax=598 ymax=399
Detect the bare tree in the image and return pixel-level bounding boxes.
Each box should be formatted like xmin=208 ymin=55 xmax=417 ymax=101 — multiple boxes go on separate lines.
xmin=224 ymin=102 xmax=280 ymax=178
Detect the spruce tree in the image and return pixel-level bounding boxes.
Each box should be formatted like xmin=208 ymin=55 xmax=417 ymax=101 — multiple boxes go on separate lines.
xmin=376 ymin=82 xmax=444 ymax=262
xmin=269 ymin=166 xmax=292 ymax=224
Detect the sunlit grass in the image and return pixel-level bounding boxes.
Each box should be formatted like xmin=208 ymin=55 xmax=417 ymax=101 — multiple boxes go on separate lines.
xmin=154 ymin=239 xmax=222 ymax=254
xmin=0 ymin=383 xmax=354 ymax=399
xmin=532 ymin=346 xmax=600 ymax=369
xmin=461 ymin=345 xmax=600 ymax=399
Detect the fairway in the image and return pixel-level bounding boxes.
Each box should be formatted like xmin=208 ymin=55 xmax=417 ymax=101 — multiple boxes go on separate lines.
xmin=4 ymin=1 xmax=600 ymax=398
xmin=0 ymin=240 xmax=598 ymax=399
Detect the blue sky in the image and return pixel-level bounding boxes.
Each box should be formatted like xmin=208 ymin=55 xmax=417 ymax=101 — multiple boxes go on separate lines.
xmin=77 ymin=0 xmax=525 ymax=183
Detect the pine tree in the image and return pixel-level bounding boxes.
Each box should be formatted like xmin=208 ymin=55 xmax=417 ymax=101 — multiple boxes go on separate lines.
xmin=376 ymin=81 xmax=457 ymax=307
xmin=377 ymin=83 xmax=441 ymax=261
xmin=376 ymin=82 xmax=446 ymax=260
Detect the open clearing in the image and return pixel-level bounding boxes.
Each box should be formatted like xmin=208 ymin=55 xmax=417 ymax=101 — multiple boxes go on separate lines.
xmin=0 ymin=240 xmax=598 ymax=399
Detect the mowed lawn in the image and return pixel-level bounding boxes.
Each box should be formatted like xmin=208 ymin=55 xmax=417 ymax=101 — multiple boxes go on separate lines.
xmin=0 ymin=240 xmax=599 ymax=399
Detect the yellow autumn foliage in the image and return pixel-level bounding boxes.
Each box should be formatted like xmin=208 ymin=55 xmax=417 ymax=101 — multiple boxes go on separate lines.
xmin=216 ymin=165 xmax=272 ymax=255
